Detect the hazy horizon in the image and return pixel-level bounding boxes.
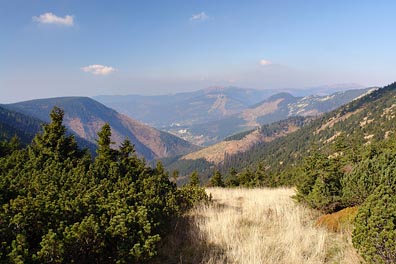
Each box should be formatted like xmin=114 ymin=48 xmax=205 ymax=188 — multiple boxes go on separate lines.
xmin=1 ymin=1 xmax=396 ymax=103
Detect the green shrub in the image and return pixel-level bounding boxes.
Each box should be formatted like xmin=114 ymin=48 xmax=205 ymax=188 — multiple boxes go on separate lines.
xmin=0 ymin=107 xmax=209 ymax=263
xmin=353 ymin=184 xmax=396 ymax=264
xmin=342 ymin=151 xmax=396 ymax=208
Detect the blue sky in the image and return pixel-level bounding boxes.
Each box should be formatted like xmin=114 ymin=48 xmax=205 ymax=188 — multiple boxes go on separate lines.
xmin=1 ymin=0 xmax=396 ymax=103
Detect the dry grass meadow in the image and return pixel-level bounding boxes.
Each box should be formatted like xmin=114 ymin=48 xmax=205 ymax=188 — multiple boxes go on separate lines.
xmin=153 ymin=187 xmax=362 ymax=264
xmin=157 ymin=187 xmax=362 ymax=264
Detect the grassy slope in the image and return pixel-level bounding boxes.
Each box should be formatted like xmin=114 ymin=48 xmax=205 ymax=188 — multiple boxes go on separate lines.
xmin=155 ymin=188 xmax=363 ymax=264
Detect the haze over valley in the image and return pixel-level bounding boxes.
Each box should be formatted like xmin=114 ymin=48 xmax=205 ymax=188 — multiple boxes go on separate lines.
xmin=1 ymin=1 xmax=396 ymax=263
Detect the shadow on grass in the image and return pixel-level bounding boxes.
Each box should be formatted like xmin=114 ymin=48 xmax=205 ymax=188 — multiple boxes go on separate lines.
xmin=149 ymin=214 xmax=227 ymax=264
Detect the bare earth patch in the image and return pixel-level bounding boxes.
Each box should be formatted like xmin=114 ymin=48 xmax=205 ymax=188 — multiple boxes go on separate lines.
xmin=241 ymin=98 xmax=284 ymax=127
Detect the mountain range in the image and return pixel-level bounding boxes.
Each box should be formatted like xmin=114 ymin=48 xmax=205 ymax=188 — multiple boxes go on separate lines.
xmin=164 ymin=82 xmax=396 ymax=184
xmin=2 ymin=97 xmax=199 ymax=160
xmin=0 ymin=84 xmax=380 ymax=168
xmin=96 ymin=86 xmax=373 ymax=146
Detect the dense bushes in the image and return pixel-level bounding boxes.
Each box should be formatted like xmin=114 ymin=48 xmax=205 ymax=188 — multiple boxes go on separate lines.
xmin=295 ymin=136 xmax=396 ymax=263
xmin=295 ymin=152 xmax=344 ymax=213
xmin=0 ymin=107 xmax=207 ymax=263
xmin=353 ymin=185 xmax=396 ymax=264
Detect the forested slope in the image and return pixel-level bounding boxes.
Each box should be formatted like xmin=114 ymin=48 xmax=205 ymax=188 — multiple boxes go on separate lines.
xmin=5 ymin=97 xmax=199 ymax=161
xmin=0 ymin=105 xmax=43 ymax=145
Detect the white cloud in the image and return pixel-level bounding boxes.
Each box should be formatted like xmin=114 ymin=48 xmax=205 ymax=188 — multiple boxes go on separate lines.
xmin=259 ymin=59 xmax=272 ymax=66
xmin=81 ymin=65 xmax=116 ymax=75
xmin=33 ymin=12 xmax=74 ymax=26
xmin=190 ymin=12 xmax=209 ymax=21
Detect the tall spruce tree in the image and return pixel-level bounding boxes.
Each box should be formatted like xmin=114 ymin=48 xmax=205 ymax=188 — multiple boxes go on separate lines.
xmin=31 ymin=106 xmax=80 ymax=162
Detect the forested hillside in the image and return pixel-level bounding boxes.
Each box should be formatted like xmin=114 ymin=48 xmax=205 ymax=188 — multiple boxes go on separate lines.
xmin=166 ymin=83 xmax=396 ymax=186
xmin=218 ymin=83 xmax=395 ymax=184
xmin=4 ymin=97 xmax=199 ymax=161
xmin=0 ymin=105 xmax=43 ymax=145
xmin=0 ymin=107 xmax=207 ymax=263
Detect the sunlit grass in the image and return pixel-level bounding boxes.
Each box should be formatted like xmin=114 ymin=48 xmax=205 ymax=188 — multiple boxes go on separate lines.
xmin=190 ymin=187 xmax=361 ymax=264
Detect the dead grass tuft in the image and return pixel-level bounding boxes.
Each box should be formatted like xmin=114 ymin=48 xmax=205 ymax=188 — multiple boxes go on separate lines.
xmin=316 ymin=207 xmax=359 ymax=232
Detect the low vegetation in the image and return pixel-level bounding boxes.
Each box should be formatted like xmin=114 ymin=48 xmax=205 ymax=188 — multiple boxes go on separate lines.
xmin=185 ymin=188 xmax=361 ymax=264
xmin=0 ymin=107 xmax=208 ymax=263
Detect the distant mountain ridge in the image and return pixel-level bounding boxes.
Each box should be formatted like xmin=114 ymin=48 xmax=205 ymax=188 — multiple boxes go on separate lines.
xmin=4 ymin=97 xmax=199 ymax=160
xmin=94 ymin=86 xmax=275 ymax=127
xmin=173 ymin=88 xmax=374 ymax=145
xmin=95 ymin=86 xmax=373 ymax=146
xmin=164 ymin=82 xmax=394 ymax=183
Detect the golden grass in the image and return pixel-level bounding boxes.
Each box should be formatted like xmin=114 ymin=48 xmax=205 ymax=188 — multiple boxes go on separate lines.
xmin=190 ymin=188 xmax=362 ymax=264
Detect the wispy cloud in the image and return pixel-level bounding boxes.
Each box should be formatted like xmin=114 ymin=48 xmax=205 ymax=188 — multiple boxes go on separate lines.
xmin=190 ymin=12 xmax=209 ymax=21
xmin=259 ymin=59 xmax=272 ymax=66
xmin=81 ymin=65 xmax=116 ymax=75
xmin=33 ymin=12 xmax=74 ymax=26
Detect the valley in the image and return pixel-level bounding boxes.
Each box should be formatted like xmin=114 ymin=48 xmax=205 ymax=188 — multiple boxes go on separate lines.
xmin=2 ymin=2 xmax=396 ymax=263
xmin=1 ymin=97 xmax=199 ymax=160
xmin=95 ymin=86 xmax=372 ymax=146
xmin=2 ymin=84 xmax=396 ymax=263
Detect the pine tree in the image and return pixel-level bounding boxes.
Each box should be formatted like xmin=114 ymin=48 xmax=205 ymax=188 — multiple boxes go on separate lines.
xmin=96 ymin=123 xmax=115 ymax=162
xmin=31 ymin=106 xmax=80 ymax=162
xmin=189 ymin=170 xmax=200 ymax=186
xmin=210 ymin=170 xmax=225 ymax=187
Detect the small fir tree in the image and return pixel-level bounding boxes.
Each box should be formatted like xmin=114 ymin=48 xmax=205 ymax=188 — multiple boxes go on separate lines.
xmin=210 ymin=170 xmax=225 ymax=187
xmin=189 ymin=170 xmax=200 ymax=186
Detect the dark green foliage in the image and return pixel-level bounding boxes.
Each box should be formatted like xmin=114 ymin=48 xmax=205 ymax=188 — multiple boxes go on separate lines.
xmin=0 ymin=105 xmax=43 ymax=145
xmin=353 ymin=185 xmax=396 ymax=264
xmin=162 ymin=158 xmax=213 ymax=185
xmin=209 ymin=170 xmax=225 ymax=187
xmin=0 ymin=136 xmax=21 ymax=158
xmin=296 ymin=151 xmax=344 ymax=213
xmin=189 ymin=171 xmax=201 ymax=186
xmin=223 ymin=129 xmax=254 ymax=141
xmin=0 ymin=107 xmax=208 ymax=263
xmin=341 ymin=141 xmax=396 ymax=207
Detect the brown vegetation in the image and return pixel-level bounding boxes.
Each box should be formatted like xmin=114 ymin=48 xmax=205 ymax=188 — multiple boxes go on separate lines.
xmin=316 ymin=207 xmax=359 ymax=232
xmin=156 ymin=188 xmax=361 ymax=264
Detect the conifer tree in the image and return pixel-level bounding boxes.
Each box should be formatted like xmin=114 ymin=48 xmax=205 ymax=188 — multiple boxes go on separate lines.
xmin=210 ymin=170 xmax=225 ymax=187
xmin=32 ymin=106 xmax=79 ymax=161
xmin=189 ymin=170 xmax=200 ymax=186
xmin=96 ymin=123 xmax=115 ymax=162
